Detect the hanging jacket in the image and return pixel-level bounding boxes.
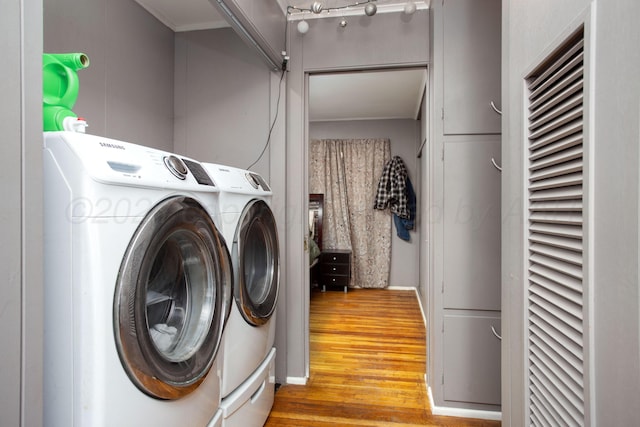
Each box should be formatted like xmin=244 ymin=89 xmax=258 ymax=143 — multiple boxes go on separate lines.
xmin=393 ymin=175 xmax=416 ymax=241
xmin=374 ymin=156 xmax=409 ymax=219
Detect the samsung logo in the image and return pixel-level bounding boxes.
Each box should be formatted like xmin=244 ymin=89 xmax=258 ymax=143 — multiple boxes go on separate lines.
xmin=99 ymin=142 xmax=125 ymax=150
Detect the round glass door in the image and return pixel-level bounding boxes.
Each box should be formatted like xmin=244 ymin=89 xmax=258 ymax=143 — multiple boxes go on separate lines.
xmin=114 ymin=196 xmax=232 ymax=400
xmin=234 ymin=199 xmax=279 ymax=326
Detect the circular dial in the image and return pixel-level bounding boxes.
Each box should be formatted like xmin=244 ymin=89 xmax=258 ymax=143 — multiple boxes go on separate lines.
xmin=164 ymin=155 xmax=188 ymax=180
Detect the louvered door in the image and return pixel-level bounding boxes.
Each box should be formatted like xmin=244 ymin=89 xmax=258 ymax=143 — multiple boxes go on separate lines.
xmin=526 ymin=30 xmax=587 ymax=426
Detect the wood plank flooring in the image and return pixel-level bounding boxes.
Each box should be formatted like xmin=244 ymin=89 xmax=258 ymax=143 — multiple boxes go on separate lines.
xmin=264 ymin=288 xmax=501 ymax=427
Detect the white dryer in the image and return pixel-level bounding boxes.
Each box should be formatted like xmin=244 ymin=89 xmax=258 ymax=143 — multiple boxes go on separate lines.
xmin=43 ymin=132 xmax=232 ymax=427
xmin=202 ymin=163 xmax=279 ymax=427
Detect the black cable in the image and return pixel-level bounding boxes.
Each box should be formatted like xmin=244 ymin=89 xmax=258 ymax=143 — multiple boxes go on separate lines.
xmin=246 ymin=65 xmax=286 ymax=171
xmin=246 ymin=15 xmax=289 ymax=171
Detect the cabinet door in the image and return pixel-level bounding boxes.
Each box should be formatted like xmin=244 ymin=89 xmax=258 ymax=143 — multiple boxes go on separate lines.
xmin=443 ymin=312 xmax=501 ymax=405
xmin=443 ymin=139 xmax=501 ymax=310
xmin=443 ymin=0 xmax=501 ymax=134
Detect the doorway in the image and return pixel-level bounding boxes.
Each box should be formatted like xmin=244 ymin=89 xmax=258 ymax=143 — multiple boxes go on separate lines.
xmin=304 ymin=67 xmax=429 ymax=378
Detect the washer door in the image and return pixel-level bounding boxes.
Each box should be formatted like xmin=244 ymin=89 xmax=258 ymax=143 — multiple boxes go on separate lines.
xmin=114 ymin=196 xmax=232 ymax=400
xmin=234 ymin=199 xmax=279 ymax=326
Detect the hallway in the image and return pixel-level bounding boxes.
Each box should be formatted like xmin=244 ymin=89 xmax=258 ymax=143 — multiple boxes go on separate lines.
xmin=265 ymin=288 xmax=501 ymax=426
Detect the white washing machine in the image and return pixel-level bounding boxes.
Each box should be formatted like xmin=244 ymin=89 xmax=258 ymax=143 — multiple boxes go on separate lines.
xmin=202 ymin=163 xmax=279 ymax=427
xmin=43 ymin=131 xmax=233 ymax=427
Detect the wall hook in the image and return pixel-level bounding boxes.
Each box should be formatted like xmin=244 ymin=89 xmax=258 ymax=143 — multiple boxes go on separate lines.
xmin=490 ymin=101 xmax=502 ymax=115
xmin=491 ymin=157 xmax=502 ymax=172
xmin=491 ymin=326 xmax=502 ymax=341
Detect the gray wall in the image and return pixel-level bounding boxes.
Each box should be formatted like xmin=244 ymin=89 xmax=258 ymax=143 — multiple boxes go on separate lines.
xmin=310 ymin=119 xmax=422 ymax=288
xmin=174 ymin=28 xmax=273 ymax=177
xmin=286 ymin=10 xmax=430 ymax=381
xmin=44 ymin=0 xmax=175 ymax=150
xmin=173 ymin=26 xmax=287 ymax=379
xmin=502 ymin=0 xmax=640 ymax=424
xmin=0 ymin=1 xmax=43 ymax=425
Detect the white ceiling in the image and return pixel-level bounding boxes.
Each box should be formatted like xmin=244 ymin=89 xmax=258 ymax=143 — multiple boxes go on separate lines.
xmin=309 ymin=69 xmax=426 ymax=122
xmin=132 ymin=1 xmax=427 ymax=121
xmin=133 ymin=0 xmax=228 ymax=32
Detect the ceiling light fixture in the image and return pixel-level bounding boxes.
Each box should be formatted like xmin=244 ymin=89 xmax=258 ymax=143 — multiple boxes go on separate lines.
xmin=288 ymin=0 xmax=378 ymax=15
xmin=297 ymin=19 xmax=310 ymax=34
xmin=311 ymin=1 xmax=324 ymax=13
xmin=364 ymin=2 xmax=377 ymax=16
xmin=289 ymin=1 xmax=425 ymax=35
xmin=290 ymin=0 xmax=377 ymax=34
xmin=404 ymin=1 xmax=417 ymax=14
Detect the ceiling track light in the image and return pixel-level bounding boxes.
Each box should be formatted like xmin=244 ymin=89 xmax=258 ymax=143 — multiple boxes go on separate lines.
xmin=288 ymin=0 xmax=378 ymax=17
xmin=290 ymin=1 xmax=423 ymax=35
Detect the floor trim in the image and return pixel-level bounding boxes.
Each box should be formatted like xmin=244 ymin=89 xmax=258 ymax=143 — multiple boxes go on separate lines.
xmin=412 ymin=288 xmax=427 ymax=327
xmin=427 ymin=383 xmax=502 ymax=421
xmin=385 ymin=285 xmax=417 ymax=290
xmin=285 ymin=376 xmax=307 ymax=385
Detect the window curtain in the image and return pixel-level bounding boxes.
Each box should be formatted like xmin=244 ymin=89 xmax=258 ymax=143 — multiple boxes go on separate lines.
xmin=309 ymin=138 xmax=391 ymax=289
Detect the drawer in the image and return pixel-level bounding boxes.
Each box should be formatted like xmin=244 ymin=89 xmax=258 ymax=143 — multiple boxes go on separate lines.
xmin=320 ymin=263 xmax=350 ymax=276
xmin=320 ymin=252 xmax=350 ymax=264
xmin=321 ymin=275 xmax=350 ymax=287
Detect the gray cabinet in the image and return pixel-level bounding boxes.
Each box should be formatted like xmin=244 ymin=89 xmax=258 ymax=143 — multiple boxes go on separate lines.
xmin=428 ymin=0 xmax=502 ymax=415
xmin=443 ymin=139 xmax=501 ymax=310
xmin=443 ymin=0 xmax=501 ymax=135
xmin=443 ymin=311 xmax=501 ymax=405
xmin=441 ymin=139 xmax=502 ymax=408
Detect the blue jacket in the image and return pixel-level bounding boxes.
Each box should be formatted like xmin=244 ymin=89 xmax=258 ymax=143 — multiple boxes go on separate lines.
xmin=393 ymin=175 xmax=415 ymax=241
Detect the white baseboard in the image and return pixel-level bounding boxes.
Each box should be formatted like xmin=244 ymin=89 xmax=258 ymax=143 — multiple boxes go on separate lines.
xmin=285 ymin=376 xmax=307 ymax=385
xmin=412 ymin=288 xmax=427 ymax=327
xmin=386 ymin=285 xmax=416 ymax=290
xmin=385 ymin=286 xmax=426 ymax=326
xmin=427 ymin=382 xmax=501 ymax=421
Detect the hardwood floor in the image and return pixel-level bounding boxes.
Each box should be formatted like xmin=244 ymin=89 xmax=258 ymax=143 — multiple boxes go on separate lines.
xmin=264 ymin=288 xmax=501 ymax=427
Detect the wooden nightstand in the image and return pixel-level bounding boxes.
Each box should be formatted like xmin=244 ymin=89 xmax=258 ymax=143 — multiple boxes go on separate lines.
xmin=319 ymin=249 xmax=351 ymax=293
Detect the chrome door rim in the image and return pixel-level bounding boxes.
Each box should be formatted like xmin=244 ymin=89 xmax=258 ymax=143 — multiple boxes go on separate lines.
xmin=233 ymin=199 xmax=280 ymax=326
xmin=114 ymin=196 xmax=232 ymax=399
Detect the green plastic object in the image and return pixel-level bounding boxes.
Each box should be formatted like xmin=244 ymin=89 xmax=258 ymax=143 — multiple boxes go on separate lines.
xmin=43 ymin=53 xmax=90 ymax=131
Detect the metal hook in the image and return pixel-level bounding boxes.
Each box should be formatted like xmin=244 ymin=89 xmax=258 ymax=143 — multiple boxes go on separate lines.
xmin=491 ymin=326 xmax=502 ymax=341
xmin=491 ymin=157 xmax=502 ymax=172
xmin=490 ymin=101 xmax=502 ymax=115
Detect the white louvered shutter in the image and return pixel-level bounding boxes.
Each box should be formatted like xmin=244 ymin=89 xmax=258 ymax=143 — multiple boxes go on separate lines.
xmin=526 ymin=30 xmax=587 ymax=427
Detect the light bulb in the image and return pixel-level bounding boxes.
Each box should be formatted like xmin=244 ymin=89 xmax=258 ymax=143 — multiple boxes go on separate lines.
xmin=339 ymin=17 xmax=347 ymax=28
xmin=364 ymin=3 xmax=377 ymax=16
xmin=404 ymin=1 xmax=417 ymax=15
xmin=297 ymin=20 xmax=309 ymax=34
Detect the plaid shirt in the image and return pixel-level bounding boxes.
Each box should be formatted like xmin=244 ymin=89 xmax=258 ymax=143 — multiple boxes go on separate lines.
xmin=374 ymin=156 xmax=409 ymax=219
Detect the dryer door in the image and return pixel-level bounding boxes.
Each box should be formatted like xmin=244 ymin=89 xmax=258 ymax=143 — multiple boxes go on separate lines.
xmin=233 ymin=199 xmax=280 ymax=326
xmin=114 ymin=196 xmax=232 ymax=400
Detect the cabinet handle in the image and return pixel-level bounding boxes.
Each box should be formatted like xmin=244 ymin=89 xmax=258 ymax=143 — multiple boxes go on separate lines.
xmin=491 ymin=157 xmax=502 ymax=172
xmin=490 ymin=101 xmax=502 ymax=115
xmin=491 ymin=326 xmax=502 ymax=341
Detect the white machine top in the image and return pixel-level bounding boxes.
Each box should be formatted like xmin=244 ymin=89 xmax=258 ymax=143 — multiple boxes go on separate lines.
xmin=202 ymin=163 xmax=271 ymax=195
xmin=44 ymin=131 xmax=217 ymax=192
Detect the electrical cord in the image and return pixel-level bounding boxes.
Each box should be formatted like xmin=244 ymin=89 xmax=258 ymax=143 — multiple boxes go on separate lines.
xmin=246 ymin=16 xmax=289 ymax=171
xmin=246 ymin=65 xmax=286 ymax=171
